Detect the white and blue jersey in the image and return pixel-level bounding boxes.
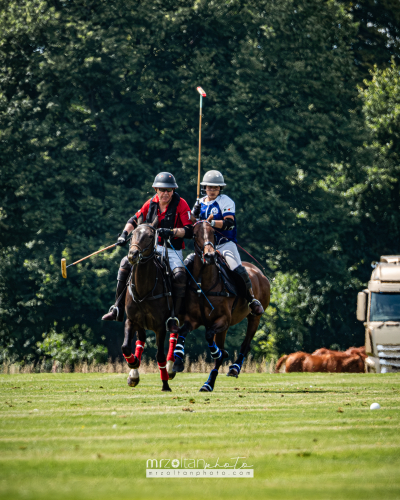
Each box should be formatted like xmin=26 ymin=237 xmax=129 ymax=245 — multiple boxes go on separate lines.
xmin=200 ymin=194 xmax=237 ymax=244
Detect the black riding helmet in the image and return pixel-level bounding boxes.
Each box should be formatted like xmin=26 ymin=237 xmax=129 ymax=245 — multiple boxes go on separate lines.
xmin=152 ymin=172 xmax=178 ymax=189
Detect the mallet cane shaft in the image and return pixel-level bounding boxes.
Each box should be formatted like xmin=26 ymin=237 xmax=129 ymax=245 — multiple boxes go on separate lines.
xmin=61 ymin=242 xmax=118 ymax=279
xmin=196 ymin=87 xmax=206 ymax=200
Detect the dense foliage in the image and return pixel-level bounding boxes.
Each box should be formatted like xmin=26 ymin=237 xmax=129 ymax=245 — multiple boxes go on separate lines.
xmin=1 ymin=0 xmax=399 ymax=363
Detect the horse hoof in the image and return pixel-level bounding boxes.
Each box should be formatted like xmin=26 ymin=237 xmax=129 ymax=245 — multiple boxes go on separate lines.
xmin=168 ymin=371 xmax=176 ymax=380
xmin=127 ymin=369 xmax=140 ymax=387
xmin=227 ymin=368 xmax=239 ymax=378
xmin=199 ymin=385 xmax=213 ymax=392
xmin=173 ymin=358 xmax=184 ymax=373
xmin=162 ymin=386 xmax=172 ymax=392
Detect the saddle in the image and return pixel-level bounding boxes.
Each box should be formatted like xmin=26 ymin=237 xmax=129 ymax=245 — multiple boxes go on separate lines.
xmin=189 ymin=252 xmax=246 ymax=305
xmin=214 ymin=253 xmax=247 ymax=298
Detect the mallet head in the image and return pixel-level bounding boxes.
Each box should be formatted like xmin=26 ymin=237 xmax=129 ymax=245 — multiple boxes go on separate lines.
xmin=61 ymin=258 xmax=67 ymax=279
xmin=197 ymin=87 xmax=206 ymax=97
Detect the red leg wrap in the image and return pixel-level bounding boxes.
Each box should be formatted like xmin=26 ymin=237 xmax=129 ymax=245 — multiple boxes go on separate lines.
xmin=123 ymin=353 xmax=136 ymax=365
xmin=167 ymin=333 xmax=178 ymax=362
xmin=134 ymin=340 xmax=145 ymax=364
xmin=158 ymin=362 xmax=169 ymax=381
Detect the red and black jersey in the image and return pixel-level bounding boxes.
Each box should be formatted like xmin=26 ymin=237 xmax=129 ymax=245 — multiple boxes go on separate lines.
xmin=127 ymin=192 xmax=192 ymax=249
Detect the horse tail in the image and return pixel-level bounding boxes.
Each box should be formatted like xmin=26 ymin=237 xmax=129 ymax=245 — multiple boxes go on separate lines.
xmin=275 ymin=355 xmax=288 ymax=373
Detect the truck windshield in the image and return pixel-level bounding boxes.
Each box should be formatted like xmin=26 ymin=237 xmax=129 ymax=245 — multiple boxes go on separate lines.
xmin=370 ymin=293 xmax=400 ymax=322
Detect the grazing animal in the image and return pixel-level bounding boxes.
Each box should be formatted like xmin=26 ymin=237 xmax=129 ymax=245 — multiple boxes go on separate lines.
xmin=275 ymin=352 xmax=309 ymax=373
xmin=121 ymin=218 xmax=178 ymax=391
xmin=173 ymin=220 xmax=270 ymax=391
xmin=312 ymin=346 xmax=366 ymax=357
xmin=275 ymin=349 xmax=366 ymax=373
xmin=302 ymin=353 xmax=365 ymax=373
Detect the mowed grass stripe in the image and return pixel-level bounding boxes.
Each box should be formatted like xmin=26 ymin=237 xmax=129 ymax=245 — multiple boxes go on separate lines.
xmin=0 ymin=372 xmax=400 ymax=500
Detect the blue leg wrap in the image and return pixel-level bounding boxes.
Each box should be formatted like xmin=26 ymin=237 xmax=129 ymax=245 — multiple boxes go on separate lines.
xmin=208 ymin=341 xmax=222 ymax=360
xmin=230 ymin=353 xmax=245 ymax=374
xmin=174 ymin=335 xmax=186 ymax=360
xmin=200 ymin=368 xmax=219 ymax=392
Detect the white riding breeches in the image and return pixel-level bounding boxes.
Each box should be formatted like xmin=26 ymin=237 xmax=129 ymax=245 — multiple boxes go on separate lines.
xmin=157 ymin=245 xmax=184 ymax=271
xmin=216 ymin=241 xmax=242 ymax=270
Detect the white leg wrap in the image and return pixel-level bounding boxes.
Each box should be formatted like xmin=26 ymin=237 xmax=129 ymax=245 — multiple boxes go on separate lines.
xmin=166 ymin=360 xmax=174 ymax=375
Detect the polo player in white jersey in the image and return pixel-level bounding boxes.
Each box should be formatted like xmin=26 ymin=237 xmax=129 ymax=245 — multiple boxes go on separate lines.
xmin=192 ymin=170 xmax=264 ymax=316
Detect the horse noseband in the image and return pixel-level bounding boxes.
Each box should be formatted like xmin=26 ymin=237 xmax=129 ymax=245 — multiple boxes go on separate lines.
xmin=129 ymin=229 xmax=156 ymax=264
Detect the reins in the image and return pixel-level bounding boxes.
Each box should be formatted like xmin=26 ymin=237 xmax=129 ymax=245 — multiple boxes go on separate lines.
xmin=193 ymin=220 xmax=267 ymax=273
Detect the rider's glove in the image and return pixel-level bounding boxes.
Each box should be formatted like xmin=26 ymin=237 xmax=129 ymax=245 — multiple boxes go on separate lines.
xmin=158 ymin=228 xmax=174 ymax=240
xmin=191 ymin=200 xmax=201 ymax=218
xmin=117 ymin=230 xmax=129 ymax=246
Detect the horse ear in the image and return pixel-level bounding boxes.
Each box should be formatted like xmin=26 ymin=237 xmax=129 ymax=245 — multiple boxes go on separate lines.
xmin=137 ymin=214 xmax=143 ymax=225
xmin=207 ymin=214 xmax=214 ymax=222
xmin=151 ymin=216 xmax=158 ymax=229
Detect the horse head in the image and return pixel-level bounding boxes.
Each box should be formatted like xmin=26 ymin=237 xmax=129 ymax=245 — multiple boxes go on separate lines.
xmin=128 ymin=216 xmax=158 ymax=265
xmin=193 ymin=216 xmax=216 ymax=265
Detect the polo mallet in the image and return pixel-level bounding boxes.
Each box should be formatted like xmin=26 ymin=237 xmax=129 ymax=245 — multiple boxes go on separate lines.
xmin=61 ymin=242 xmax=119 ymax=278
xmin=196 ymin=86 xmax=206 ymax=200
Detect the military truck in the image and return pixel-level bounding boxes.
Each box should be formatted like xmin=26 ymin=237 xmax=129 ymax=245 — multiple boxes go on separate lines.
xmin=357 ymin=255 xmax=400 ymax=373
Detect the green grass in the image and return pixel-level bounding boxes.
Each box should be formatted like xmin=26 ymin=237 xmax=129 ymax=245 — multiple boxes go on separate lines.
xmin=1 ymin=372 xmax=400 ymax=500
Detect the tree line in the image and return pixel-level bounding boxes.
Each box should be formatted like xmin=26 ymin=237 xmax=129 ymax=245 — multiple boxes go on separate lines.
xmin=1 ymin=0 xmax=400 ymax=365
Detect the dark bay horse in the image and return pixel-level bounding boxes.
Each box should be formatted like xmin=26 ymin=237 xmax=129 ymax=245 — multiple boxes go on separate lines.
xmin=173 ymin=220 xmax=270 ymax=392
xmin=121 ymin=217 xmax=177 ymax=391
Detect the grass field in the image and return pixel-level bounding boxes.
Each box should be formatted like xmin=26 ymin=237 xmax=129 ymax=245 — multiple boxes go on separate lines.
xmin=1 ymin=371 xmax=400 ymax=500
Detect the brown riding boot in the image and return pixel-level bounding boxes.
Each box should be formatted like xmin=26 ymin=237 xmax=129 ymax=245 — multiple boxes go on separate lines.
xmin=102 ymin=270 xmax=129 ymax=322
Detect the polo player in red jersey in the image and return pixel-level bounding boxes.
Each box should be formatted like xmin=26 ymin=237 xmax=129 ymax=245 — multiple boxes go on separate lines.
xmin=102 ymin=172 xmax=193 ymax=342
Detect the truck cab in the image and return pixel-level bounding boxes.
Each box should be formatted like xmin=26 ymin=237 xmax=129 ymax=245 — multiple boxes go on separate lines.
xmin=357 ymin=255 xmax=400 ymax=373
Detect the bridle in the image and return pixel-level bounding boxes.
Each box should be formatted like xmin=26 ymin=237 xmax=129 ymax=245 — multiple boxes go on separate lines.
xmin=129 ymin=224 xmax=157 ymax=264
xmin=193 ymin=220 xmax=216 ymax=264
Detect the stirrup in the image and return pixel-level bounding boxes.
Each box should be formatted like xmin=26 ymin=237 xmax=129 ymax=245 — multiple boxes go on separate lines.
xmin=248 ymin=298 xmax=264 ymax=316
xmin=102 ymin=305 xmax=119 ymax=321
xmin=166 ymin=316 xmax=180 ymax=330
xmin=109 ymin=305 xmax=119 ymax=317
